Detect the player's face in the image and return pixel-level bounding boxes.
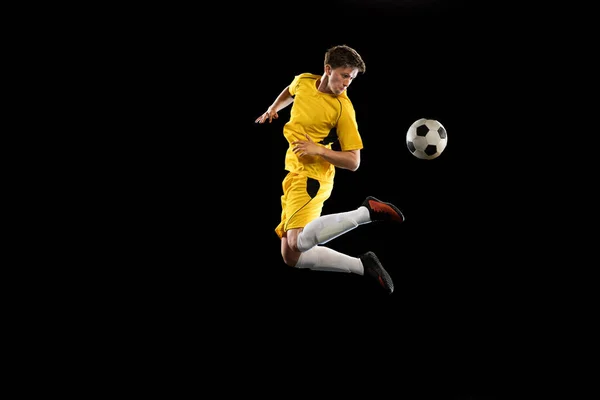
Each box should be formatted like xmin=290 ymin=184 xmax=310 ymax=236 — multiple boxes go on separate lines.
xmin=327 ymin=66 xmax=359 ymax=95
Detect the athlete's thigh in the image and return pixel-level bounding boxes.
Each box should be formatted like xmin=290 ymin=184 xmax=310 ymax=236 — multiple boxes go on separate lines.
xmin=282 ymin=174 xmax=332 ymax=233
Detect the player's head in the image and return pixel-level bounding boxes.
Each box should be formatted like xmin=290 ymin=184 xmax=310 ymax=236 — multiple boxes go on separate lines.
xmin=323 ymin=45 xmax=366 ymax=95
xmin=324 ymin=44 xmax=366 ymax=73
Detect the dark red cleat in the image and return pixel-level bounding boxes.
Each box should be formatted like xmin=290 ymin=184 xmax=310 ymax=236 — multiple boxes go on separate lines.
xmin=360 ymin=251 xmax=394 ymax=294
xmin=362 ymin=196 xmax=405 ymax=224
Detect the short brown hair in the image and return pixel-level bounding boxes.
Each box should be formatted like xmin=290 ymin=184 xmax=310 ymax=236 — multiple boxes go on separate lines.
xmin=324 ymin=44 xmax=366 ymax=73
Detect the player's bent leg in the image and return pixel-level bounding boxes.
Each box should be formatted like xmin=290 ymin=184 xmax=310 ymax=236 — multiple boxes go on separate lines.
xmin=282 ymin=232 xmax=394 ymax=293
xmin=295 ymin=246 xmax=394 ymax=294
xmin=294 ymin=197 xmax=405 ymax=253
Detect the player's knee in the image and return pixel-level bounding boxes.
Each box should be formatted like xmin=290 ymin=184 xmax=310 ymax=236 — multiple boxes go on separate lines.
xmin=281 ymin=253 xmax=298 ymax=267
xmin=281 ymin=234 xmax=301 ymax=267
xmin=281 ymin=248 xmax=300 ymax=267
xmin=285 ymin=231 xmax=302 ymax=253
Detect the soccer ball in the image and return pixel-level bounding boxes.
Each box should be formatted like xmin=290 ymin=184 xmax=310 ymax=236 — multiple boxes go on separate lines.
xmin=406 ymin=118 xmax=448 ymax=160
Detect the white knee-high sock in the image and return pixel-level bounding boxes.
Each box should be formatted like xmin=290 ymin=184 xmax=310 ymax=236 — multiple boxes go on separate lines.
xmin=296 ymin=207 xmax=371 ymax=252
xmin=295 ymin=246 xmax=364 ymax=274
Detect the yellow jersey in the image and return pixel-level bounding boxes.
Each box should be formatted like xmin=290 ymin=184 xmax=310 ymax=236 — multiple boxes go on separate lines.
xmin=283 ymin=73 xmax=363 ymax=183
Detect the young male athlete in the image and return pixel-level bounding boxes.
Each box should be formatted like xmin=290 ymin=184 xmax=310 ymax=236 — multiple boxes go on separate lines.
xmin=256 ymin=44 xmax=405 ymax=294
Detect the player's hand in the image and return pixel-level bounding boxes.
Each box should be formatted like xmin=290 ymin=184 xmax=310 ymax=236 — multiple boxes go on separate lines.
xmin=255 ymin=108 xmax=278 ymax=124
xmin=292 ymin=134 xmax=320 ymax=157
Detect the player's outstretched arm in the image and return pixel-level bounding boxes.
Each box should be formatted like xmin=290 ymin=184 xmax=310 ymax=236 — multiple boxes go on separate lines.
xmin=255 ymin=86 xmax=294 ymax=124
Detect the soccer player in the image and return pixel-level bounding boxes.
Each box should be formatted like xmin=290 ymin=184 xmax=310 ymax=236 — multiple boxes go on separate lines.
xmin=255 ymin=45 xmax=405 ymax=294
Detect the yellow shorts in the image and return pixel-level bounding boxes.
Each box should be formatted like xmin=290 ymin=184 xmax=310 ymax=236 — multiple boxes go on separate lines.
xmin=275 ymin=172 xmax=333 ymax=239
